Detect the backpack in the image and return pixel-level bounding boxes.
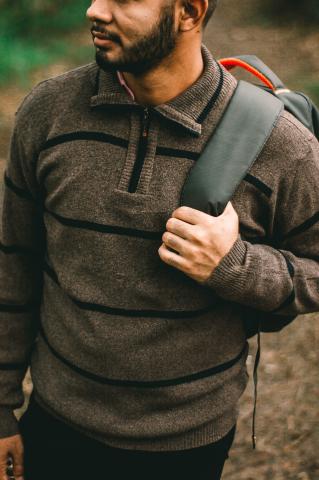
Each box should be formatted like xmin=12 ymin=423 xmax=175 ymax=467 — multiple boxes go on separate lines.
xmin=180 ymin=55 xmax=319 ymax=339
xmin=180 ymin=56 xmax=319 ymax=448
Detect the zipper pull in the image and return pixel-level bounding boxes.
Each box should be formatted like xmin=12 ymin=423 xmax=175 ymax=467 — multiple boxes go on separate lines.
xmin=142 ymin=108 xmax=149 ymax=138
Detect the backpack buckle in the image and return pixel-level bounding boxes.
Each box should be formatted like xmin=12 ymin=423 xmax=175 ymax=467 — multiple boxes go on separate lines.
xmin=274 ymin=88 xmax=291 ymax=95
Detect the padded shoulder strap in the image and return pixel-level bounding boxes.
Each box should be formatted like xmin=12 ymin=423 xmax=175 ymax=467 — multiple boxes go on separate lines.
xmin=180 ymin=80 xmax=283 ymax=216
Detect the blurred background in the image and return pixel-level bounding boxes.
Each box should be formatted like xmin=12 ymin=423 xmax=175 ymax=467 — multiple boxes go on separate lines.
xmin=0 ymin=1 xmax=318 ymax=479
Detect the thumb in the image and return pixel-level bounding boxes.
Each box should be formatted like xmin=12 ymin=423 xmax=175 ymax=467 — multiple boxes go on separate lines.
xmin=221 ymin=201 xmax=237 ymax=217
xmin=223 ymin=201 xmax=235 ymax=213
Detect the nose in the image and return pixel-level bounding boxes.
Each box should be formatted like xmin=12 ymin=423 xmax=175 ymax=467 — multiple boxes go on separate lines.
xmin=86 ymin=0 xmax=113 ymax=24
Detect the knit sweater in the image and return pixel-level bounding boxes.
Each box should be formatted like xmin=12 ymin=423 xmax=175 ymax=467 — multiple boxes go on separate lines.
xmin=1 ymin=45 xmax=319 ymax=451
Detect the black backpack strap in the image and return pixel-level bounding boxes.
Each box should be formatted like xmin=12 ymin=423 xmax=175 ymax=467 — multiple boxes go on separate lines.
xmin=180 ymin=80 xmax=283 ymax=216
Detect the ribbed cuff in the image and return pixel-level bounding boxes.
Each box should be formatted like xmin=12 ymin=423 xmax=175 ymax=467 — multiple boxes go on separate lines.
xmin=202 ymin=236 xmax=247 ymax=295
xmin=0 ymin=407 xmax=19 ymax=438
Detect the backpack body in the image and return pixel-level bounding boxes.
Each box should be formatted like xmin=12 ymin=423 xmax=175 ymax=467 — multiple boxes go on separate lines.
xmin=223 ymin=55 xmax=319 ymax=139
xmin=180 ymin=55 xmax=319 ymax=338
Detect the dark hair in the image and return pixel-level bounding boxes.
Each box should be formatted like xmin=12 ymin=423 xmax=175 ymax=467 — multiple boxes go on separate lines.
xmin=203 ymin=0 xmax=218 ymax=27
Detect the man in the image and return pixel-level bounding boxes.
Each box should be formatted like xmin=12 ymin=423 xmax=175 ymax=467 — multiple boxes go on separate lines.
xmin=0 ymin=0 xmax=318 ymax=479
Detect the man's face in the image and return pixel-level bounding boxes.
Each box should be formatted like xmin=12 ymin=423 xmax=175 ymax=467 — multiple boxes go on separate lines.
xmin=87 ymin=0 xmax=178 ymax=75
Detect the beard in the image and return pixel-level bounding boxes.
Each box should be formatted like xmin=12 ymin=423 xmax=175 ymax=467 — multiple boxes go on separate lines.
xmin=94 ymin=3 xmax=177 ymax=75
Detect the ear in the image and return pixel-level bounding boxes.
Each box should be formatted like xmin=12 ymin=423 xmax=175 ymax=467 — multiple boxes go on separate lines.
xmin=179 ymin=0 xmax=208 ymax=32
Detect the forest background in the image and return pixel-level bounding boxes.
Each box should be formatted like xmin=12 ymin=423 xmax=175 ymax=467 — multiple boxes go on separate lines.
xmin=0 ymin=1 xmax=318 ymax=479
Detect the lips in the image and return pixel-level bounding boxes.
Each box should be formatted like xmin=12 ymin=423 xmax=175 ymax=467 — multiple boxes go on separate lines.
xmin=92 ymin=31 xmax=111 ymax=40
xmin=93 ymin=37 xmax=115 ymax=48
xmin=91 ymin=30 xmax=119 ymax=48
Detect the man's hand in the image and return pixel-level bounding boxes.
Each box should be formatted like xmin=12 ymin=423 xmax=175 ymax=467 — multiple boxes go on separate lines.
xmin=0 ymin=434 xmax=24 ymax=480
xmin=158 ymin=202 xmax=239 ymax=283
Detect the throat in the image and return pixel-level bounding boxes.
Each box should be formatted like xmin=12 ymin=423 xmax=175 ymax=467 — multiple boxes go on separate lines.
xmin=119 ymin=52 xmax=205 ymax=106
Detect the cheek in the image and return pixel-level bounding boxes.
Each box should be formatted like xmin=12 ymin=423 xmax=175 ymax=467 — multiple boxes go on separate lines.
xmin=114 ymin=9 xmax=158 ymax=43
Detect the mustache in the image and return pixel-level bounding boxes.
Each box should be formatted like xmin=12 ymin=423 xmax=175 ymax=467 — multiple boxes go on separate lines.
xmin=90 ymin=25 xmax=121 ymax=44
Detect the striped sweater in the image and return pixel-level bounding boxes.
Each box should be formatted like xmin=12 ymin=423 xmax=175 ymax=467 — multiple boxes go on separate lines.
xmin=1 ymin=45 xmax=319 ymax=451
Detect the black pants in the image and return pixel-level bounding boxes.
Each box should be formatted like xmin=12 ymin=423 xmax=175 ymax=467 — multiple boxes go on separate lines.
xmin=18 ymin=393 xmax=236 ymax=480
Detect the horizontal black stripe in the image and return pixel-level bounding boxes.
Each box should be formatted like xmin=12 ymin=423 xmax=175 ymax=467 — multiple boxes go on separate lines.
xmin=0 ymin=241 xmax=36 ymax=256
xmin=4 ymin=173 xmax=34 ymax=202
xmin=72 ymin=299 xmax=213 ymax=319
xmin=43 ymin=261 xmax=215 ymax=319
xmin=156 ymin=147 xmax=200 ymax=161
xmin=0 ymin=301 xmax=39 ymax=313
xmin=0 ymin=361 xmax=26 ymax=371
xmin=272 ymin=289 xmax=296 ymax=313
xmin=45 ymin=208 xmax=163 ymax=240
xmin=244 ymin=174 xmax=272 ymax=198
xmin=197 ymin=61 xmax=224 ymax=124
xmin=281 ymin=211 xmax=319 ymax=241
xmin=41 ymin=132 xmax=128 ymax=151
xmin=39 ymin=324 xmax=248 ymax=388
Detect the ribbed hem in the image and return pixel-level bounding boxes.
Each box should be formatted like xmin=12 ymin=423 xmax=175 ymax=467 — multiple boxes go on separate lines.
xmin=33 ymin=391 xmax=238 ymax=452
xmin=202 ymin=235 xmax=247 ymax=296
xmin=0 ymin=407 xmax=19 ymax=439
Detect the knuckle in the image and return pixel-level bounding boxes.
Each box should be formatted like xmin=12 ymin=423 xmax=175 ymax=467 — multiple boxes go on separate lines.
xmin=191 ymin=248 xmax=203 ymax=264
xmin=158 ymin=244 xmax=167 ymax=257
xmin=166 ymin=218 xmax=175 ymax=229
xmin=188 ymin=231 xmax=197 ymax=243
xmin=195 ymin=228 xmax=206 ymax=244
xmin=162 ymin=232 xmax=169 ymax=242
xmin=184 ymin=262 xmax=192 ymax=274
xmin=172 ymin=207 xmax=182 ymax=216
xmin=191 ymin=245 xmax=200 ymax=258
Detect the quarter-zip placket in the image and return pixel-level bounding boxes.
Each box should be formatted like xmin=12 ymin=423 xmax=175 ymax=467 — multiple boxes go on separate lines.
xmin=128 ymin=107 xmax=150 ymax=193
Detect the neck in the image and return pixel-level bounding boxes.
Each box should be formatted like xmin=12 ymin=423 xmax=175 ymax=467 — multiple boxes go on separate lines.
xmin=121 ymin=40 xmax=204 ymax=107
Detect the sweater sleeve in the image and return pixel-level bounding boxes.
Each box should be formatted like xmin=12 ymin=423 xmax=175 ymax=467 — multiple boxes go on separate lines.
xmin=202 ymin=135 xmax=319 ymax=316
xmin=0 ymin=104 xmax=46 ymax=437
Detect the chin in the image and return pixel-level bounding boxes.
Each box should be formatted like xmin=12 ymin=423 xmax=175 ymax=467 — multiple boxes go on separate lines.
xmin=95 ymin=50 xmax=120 ymax=72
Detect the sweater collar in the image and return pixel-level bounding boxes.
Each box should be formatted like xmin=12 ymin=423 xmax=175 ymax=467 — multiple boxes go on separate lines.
xmin=90 ymin=44 xmax=229 ymax=136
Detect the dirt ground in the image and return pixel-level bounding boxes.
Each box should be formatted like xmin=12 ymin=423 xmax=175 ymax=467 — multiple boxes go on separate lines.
xmin=0 ymin=1 xmax=318 ymax=479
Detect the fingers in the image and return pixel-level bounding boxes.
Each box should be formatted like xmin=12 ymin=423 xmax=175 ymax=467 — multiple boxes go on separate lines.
xmin=165 ymin=217 xmax=195 ymax=241
xmin=11 ymin=435 xmax=24 ymax=480
xmin=5 ymin=455 xmax=14 ymax=480
xmin=0 ymin=434 xmax=24 ymax=480
xmin=173 ymin=203 xmax=237 ymax=225
xmin=172 ymin=206 xmax=212 ymax=225
xmin=158 ymin=242 xmax=191 ymax=273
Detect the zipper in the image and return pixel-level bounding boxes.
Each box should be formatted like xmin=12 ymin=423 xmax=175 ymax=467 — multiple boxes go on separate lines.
xmin=128 ymin=107 xmax=150 ymax=193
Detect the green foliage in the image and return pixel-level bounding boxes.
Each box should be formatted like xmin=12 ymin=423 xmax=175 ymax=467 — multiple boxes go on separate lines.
xmin=305 ymin=83 xmax=319 ymax=106
xmin=0 ymin=0 xmax=93 ymax=86
xmin=0 ymin=0 xmax=90 ymax=35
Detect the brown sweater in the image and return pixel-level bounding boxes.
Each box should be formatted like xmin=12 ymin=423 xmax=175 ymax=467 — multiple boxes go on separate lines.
xmin=0 ymin=45 xmax=318 ymax=451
